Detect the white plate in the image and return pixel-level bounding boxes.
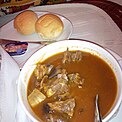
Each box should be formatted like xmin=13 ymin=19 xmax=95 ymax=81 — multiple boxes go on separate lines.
xmin=0 ymin=11 xmax=73 ymax=42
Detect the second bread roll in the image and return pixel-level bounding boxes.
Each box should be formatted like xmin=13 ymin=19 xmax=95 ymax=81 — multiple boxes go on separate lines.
xmin=35 ymin=14 xmax=64 ymax=40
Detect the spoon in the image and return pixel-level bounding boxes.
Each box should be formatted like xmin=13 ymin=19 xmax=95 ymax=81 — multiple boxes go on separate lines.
xmin=95 ymin=94 xmax=103 ymax=122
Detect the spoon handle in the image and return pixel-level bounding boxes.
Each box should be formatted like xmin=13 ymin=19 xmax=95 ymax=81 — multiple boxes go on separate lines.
xmin=95 ymin=94 xmax=102 ymax=122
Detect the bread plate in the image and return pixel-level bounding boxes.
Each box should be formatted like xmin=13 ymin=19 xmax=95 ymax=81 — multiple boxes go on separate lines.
xmin=0 ymin=11 xmax=73 ymax=42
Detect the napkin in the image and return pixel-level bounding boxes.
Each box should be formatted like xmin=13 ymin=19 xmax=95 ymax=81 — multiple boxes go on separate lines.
xmin=15 ymin=102 xmax=32 ymax=122
xmin=0 ymin=45 xmax=122 ymax=122
xmin=0 ymin=46 xmax=32 ymax=122
xmin=0 ymin=45 xmax=19 ymax=122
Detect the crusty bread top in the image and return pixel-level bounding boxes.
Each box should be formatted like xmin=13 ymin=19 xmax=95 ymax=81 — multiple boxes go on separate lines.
xmin=14 ymin=10 xmax=38 ymax=35
xmin=35 ymin=14 xmax=64 ymax=39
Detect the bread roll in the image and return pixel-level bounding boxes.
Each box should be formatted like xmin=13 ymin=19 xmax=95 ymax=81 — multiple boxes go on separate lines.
xmin=14 ymin=10 xmax=38 ymax=35
xmin=35 ymin=14 xmax=64 ymax=40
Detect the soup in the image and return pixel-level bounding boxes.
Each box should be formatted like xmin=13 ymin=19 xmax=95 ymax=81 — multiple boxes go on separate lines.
xmin=27 ymin=50 xmax=117 ymax=122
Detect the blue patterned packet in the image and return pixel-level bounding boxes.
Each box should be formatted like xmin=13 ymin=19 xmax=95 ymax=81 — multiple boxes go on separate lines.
xmin=3 ymin=42 xmax=28 ymax=56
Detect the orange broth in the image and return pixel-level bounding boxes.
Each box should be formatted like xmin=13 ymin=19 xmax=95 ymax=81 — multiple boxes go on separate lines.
xmin=27 ymin=51 xmax=117 ymax=122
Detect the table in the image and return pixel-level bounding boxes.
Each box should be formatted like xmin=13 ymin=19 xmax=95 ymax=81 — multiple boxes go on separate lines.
xmin=0 ymin=1 xmax=122 ymax=122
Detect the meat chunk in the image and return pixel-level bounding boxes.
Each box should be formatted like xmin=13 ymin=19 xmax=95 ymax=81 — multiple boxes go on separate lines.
xmin=41 ymin=68 xmax=69 ymax=97
xmin=56 ymin=92 xmax=70 ymax=101
xmin=34 ymin=64 xmax=53 ymax=80
xmin=40 ymin=75 xmax=49 ymax=90
xmin=62 ymin=49 xmax=82 ymax=64
xmin=49 ymin=67 xmax=67 ymax=79
xmin=45 ymin=77 xmax=69 ymax=97
xmin=62 ymin=49 xmax=72 ymax=64
xmin=71 ymin=51 xmax=82 ymax=62
xmin=68 ymin=73 xmax=81 ymax=84
xmin=47 ymin=98 xmax=75 ymax=117
xmin=68 ymin=73 xmax=84 ymax=88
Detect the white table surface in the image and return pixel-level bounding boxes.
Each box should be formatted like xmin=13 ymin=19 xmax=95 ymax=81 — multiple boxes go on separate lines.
xmin=0 ymin=3 xmax=122 ymax=122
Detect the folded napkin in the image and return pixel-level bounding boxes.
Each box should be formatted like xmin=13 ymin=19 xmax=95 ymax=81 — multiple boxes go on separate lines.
xmin=0 ymin=45 xmax=122 ymax=122
xmin=15 ymin=102 xmax=32 ymax=122
xmin=0 ymin=45 xmax=19 ymax=122
xmin=0 ymin=46 xmax=32 ymax=122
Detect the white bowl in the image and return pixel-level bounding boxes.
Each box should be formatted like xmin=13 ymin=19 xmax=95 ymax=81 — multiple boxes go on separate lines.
xmin=18 ymin=40 xmax=122 ymax=122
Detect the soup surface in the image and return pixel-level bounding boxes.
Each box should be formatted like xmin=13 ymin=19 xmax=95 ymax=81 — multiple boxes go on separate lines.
xmin=27 ymin=50 xmax=117 ymax=122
